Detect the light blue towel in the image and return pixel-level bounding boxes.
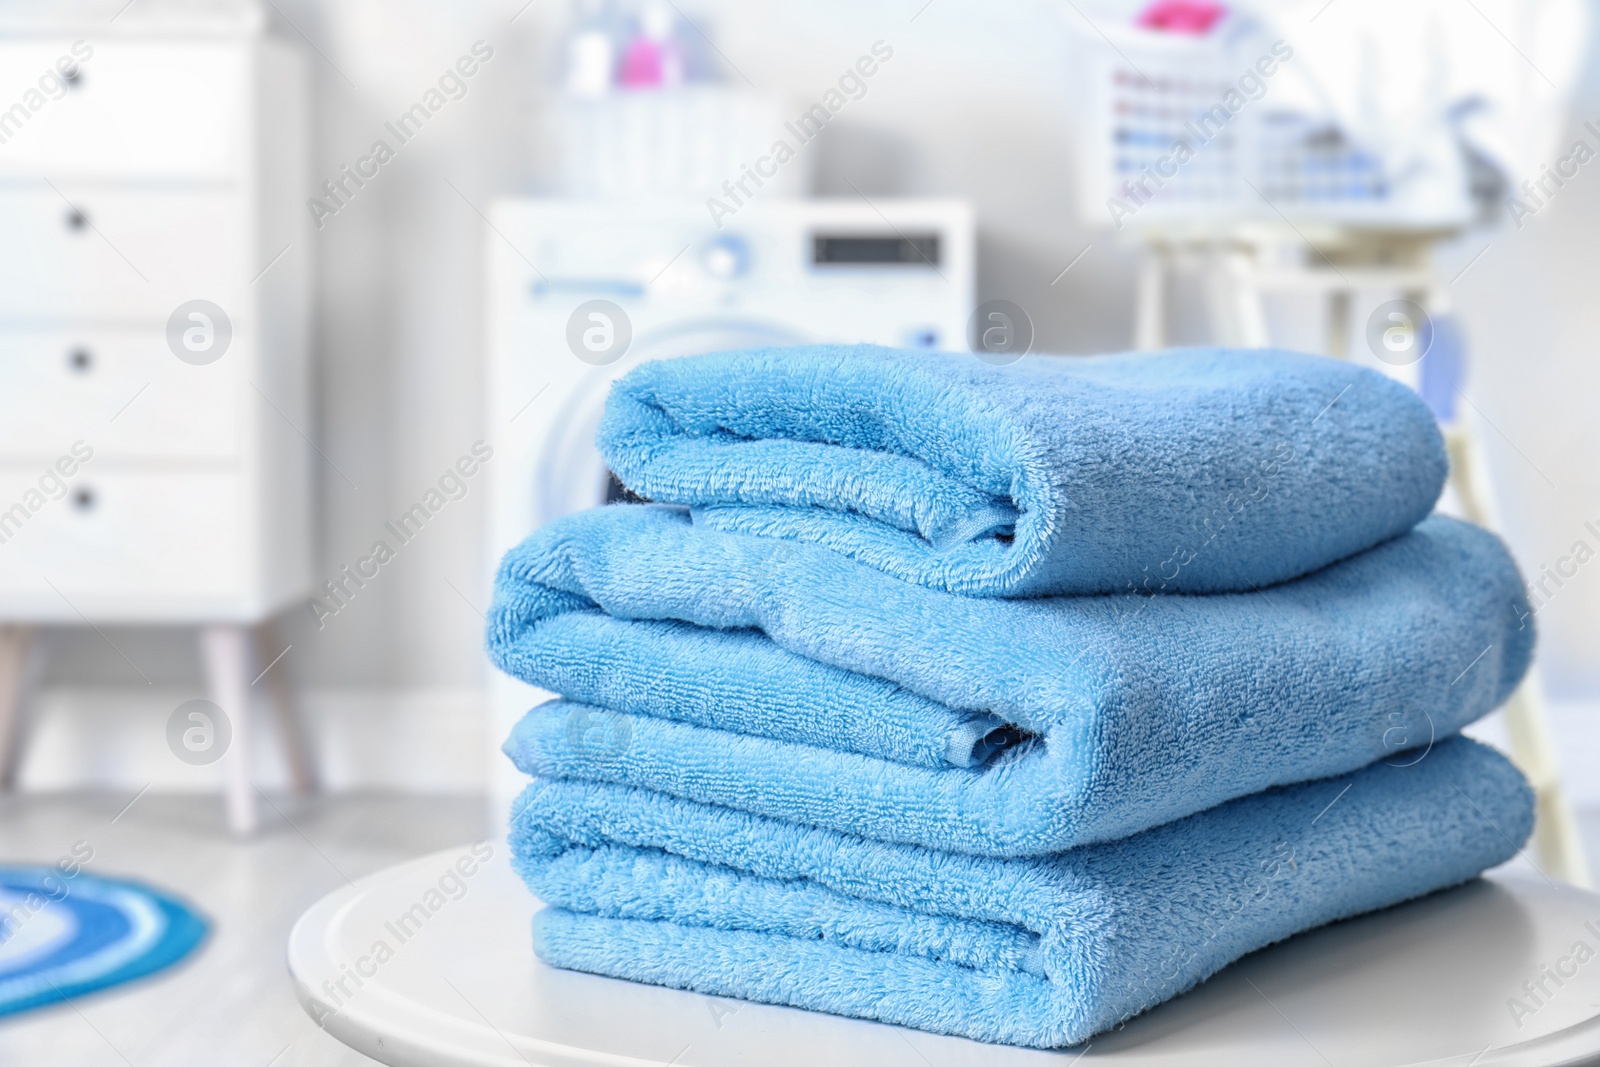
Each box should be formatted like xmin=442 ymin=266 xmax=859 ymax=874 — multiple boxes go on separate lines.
xmin=490 ymin=505 xmax=1531 ymax=855
xmin=597 ymin=345 xmax=1447 ymax=596
xmin=511 ymin=737 xmax=1532 ymax=1049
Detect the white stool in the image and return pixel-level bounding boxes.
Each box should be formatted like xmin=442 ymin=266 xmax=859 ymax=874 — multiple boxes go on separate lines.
xmin=1132 ymin=229 xmax=1591 ymax=888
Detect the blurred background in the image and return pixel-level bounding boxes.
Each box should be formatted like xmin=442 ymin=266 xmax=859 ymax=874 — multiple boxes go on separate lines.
xmin=1 ymin=0 xmax=1598 ymax=1061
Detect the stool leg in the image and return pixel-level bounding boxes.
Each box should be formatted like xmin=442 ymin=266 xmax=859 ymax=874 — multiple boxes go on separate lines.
xmin=1203 ymin=246 xmax=1270 ymax=347
xmin=1445 ymin=423 xmax=1591 ymax=886
xmin=1325 ymin=289 xmax=1351 ymax=360
xmin=1134 ymin=249 xmax=1166 ymax=351
xmin=0 ymin=626 xmax=34 ymax=791
xmin=201 ymin=624 xmax=257 ymax=837
xmin=1503 ymin=674 xmax=1592 ymax=887
xmin=1227 ymin=248 xmax=1270 ymax=348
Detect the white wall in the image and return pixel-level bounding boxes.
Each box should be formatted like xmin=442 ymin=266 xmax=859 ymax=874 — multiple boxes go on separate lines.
xmin=26 ymin=0 xmax=1600 ymax=796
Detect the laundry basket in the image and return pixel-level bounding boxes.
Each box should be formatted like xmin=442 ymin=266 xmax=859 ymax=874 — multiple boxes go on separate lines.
xmin=1071 ymin=22 xmax=1474 ymax=232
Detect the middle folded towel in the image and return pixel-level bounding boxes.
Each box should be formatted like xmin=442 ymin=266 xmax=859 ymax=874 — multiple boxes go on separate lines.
xmin=490 ymin=504 xmax=1532 ymax=856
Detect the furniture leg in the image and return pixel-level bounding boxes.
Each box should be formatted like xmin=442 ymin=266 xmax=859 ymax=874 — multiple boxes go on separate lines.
xmin=1446 ymin=421 xmax=1591 ymax=886
xmin=1503 ymin=674 xmax=1592 ymax=886
xmin=255 ymin=621 xmax=317 ymax=794
xmin=1134 ymin=247 xmax=1166 ymax=351
xmin=1204 ymin=246 xmax=1269 ymax=347
xmin=0 ymin=625 xmax=34 ymax=791
xmin=1227 ymin=248 xmax=1270 ymax=348
xmin=201 ymin=624 xmax=258 ymax=837
xmin=0 ymin=629 xmax=49 ymax=789
xmin=1325 ymin=289 xmax=1350 ymax=359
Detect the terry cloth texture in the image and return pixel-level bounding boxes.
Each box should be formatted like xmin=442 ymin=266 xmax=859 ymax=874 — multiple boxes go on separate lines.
xmin=510 ymin=737 xmax=1532 ymax=1049
xmin=596 ymin=345 xmax=1448 ymax=597
xmin=490 ymin=505 xmax=1532 ymax=856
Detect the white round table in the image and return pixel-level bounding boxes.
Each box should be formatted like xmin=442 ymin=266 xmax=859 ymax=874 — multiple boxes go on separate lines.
xmin=289 ymin=846 xmax=1600 ymax=1066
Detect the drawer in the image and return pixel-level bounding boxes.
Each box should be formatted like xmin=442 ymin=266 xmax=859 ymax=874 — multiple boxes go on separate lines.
xmin=0 ymin=41 xmax=246 ymax=180
xmin=0 ymin=329 xmax=244 ymax=460
xmin=0 ymin=188 xmax=244 ymax=318
xmin=0 ymin=467 xmax=251 ymax=613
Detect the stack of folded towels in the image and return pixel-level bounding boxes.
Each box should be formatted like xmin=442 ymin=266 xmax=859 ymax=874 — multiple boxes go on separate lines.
xmin=488 ymin=345 xmax=1537 ymax=1049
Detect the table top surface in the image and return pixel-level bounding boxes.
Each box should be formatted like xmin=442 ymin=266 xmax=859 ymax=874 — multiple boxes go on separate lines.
xmin=288 ymin=844 xmax=1600 ymax=1067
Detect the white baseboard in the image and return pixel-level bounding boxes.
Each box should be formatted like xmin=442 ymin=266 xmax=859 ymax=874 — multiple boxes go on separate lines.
xmin=13 ymin=685 xmax=488 ymax=793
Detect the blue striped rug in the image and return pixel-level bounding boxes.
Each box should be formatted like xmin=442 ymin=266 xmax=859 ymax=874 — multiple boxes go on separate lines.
xmin=0 ymin=866 xmax=208 ymax=1017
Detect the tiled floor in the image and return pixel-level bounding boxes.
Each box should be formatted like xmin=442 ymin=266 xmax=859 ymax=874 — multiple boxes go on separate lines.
xmin=0 ymin=791 xmax=492 ymax=1066
xmin=0 ymin=791 xmax=1596 ymax=1066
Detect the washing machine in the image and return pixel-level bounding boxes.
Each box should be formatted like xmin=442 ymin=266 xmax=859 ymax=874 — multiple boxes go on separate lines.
xmin=484 ymin=197 xmax=973 ymax=806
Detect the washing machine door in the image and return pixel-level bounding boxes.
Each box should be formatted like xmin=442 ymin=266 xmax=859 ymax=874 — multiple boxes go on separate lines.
xmin=534 ymin=318 xmax=808 ymax=525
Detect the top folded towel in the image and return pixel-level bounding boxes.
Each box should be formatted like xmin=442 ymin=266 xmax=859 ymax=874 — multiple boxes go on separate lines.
xmin=598 ymin=345 xmax=1448 ymax=597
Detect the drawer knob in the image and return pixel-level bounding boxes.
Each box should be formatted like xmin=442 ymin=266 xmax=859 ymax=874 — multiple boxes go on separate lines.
xmin=68 ymin=347 xmax=93 ymax=373
xmin=71 ymin=486 xmax=95 ymax=512
xmin=63 ymin=67 xmax=82 ymax=89
xmin=65 ymin=208 xmax=88 ymax=231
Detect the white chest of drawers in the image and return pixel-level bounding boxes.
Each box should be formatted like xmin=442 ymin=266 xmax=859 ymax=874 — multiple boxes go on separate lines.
xmin=0 ymin=8 xmax=315 ymax=835
xmin=0 ymin=22 xmax=311 ymax=621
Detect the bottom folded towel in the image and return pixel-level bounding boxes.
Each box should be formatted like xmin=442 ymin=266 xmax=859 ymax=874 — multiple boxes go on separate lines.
xmin=509 ymin=736 xmax=1530 ymax=1048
